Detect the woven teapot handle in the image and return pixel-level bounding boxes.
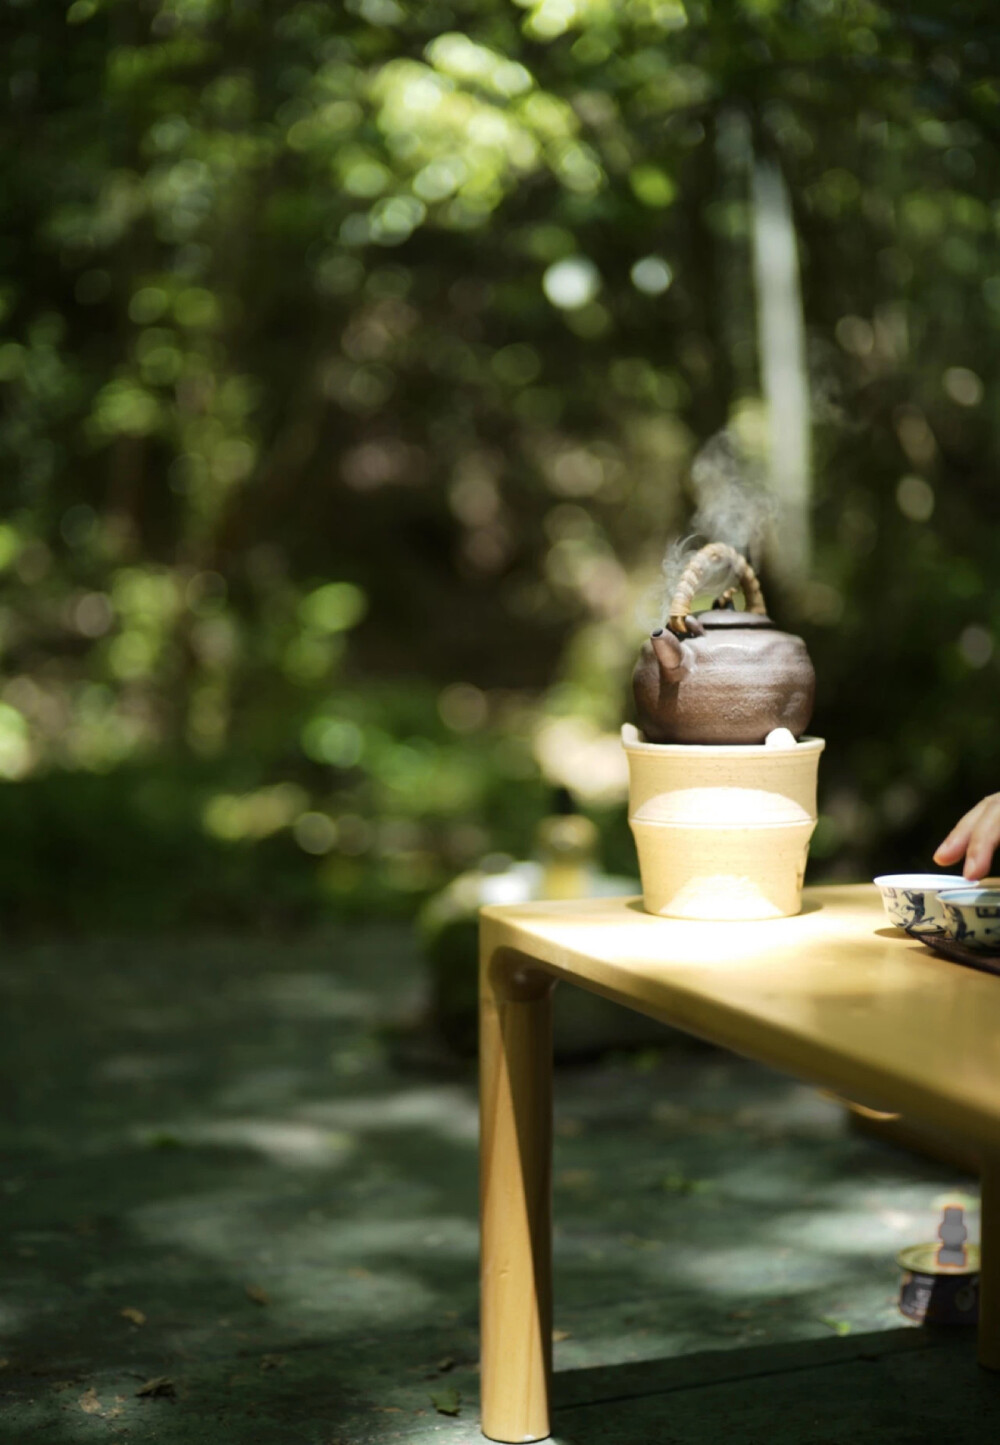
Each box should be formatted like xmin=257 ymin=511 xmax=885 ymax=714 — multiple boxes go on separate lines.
xmin=668 ymin=542 xmax=766 ymax=635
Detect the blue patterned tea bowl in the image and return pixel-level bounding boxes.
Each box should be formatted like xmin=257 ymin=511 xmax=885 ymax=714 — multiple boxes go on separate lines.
xmin=873 ymin=874 xmax=969 ymax=935
xmin=937 ymin=888 xmax=1000 ymax=952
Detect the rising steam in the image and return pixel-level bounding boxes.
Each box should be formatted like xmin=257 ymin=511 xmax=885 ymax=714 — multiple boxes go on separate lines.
xmin=658 ymin=431 xmax=774 ymax=621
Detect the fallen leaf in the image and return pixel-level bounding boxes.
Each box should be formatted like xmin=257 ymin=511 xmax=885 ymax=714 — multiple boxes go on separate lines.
xmin=136 ymin=1376 xmax=176 ymax=1398
xmin=430 ymin=1387 xmax=461 ymax=1417
xmin=346 ymin=1266 xmax=371 ymax=1280
xmin=260 ymin=1354 xmax=287 ymax=1371
xmin=79 ymin=1388 xmax=103 ymax=1416
xmin=820 ymin=1316 xmax=852 ymax=1337
xmin=245 ymin=1284 xmax=270 ymax=1306
xmin=121 ymin=1307 xmax=146 ymax=1327
xmin=372 ymin=1406 xmax=402 ymax=1413
xmin=552 ymin=1329 xmax=572 ymax=1343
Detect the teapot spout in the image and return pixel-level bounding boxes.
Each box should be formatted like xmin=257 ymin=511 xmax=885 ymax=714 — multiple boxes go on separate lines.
xmin=650 ymin=628 xmax=687 ymax=679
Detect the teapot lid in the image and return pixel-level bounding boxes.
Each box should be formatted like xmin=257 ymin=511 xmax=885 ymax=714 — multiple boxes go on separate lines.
xmin=693 ymin=609 xmax=774 ymax=630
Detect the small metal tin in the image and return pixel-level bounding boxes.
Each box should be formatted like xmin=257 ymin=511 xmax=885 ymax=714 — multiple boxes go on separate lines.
xmin=897 ymin=1242 xmax=980 ymax=1325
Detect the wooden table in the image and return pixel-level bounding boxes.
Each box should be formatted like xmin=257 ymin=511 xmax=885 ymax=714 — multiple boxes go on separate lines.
xmin=479 ymin=885 xmax=1000 ymax=1443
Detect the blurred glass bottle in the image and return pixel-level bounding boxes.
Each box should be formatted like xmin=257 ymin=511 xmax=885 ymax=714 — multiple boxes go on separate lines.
xmin=535 ymin=786 xmax=598 ymax=900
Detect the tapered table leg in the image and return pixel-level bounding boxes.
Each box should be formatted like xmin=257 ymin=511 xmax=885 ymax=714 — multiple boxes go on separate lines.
xmin=479 ymin=928 xmax=554 ymax=1443
xmin=980 ymin=1157 xmax=1000 ymax=1370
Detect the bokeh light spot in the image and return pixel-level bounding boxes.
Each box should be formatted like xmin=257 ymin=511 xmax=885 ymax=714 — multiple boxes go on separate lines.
xmin=542 ymin=257 xmax=600 ymax=310
xmin=895 ymin=475 xmax=935 ymax=522
xmin=438 ymin=683 xmax=488 ymax=733
xmin=630 ymin=256 xmax=673 ymax=295
xmin=74 ymin=593 xmax=114 ymax=638
xmin=959 ymin=625 xmax=994 ymax=668
xmin=294 ymin=812 xmax=339 ymax=855
xmin=301 ymin=717 xmax=364 ymax=768
xmin=129 ymin=287 xmax=169 ymax=325
xmin=629 ymin=165 xmax=677 ymax=208
xmin=299 ymin=583 xmax=368 ymax=634
xmin=943 ymin=366 xmax=983 ymax=406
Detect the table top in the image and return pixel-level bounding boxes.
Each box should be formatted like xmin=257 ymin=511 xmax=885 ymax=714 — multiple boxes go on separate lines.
xmin=480 ymin=885 xmax=1000 ymax=1154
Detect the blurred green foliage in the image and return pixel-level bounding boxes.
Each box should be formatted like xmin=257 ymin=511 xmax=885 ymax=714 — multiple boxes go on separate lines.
xmin=1 ymin=0 xmax=999 ymax=931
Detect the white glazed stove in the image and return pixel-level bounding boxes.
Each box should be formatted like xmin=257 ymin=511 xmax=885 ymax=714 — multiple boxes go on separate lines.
xmin=622 ymin=724 xmax=824 ymax=921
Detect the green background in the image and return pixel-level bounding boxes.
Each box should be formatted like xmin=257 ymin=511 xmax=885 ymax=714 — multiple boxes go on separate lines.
xmin=1 ymin=0 xmax=998 ymax=933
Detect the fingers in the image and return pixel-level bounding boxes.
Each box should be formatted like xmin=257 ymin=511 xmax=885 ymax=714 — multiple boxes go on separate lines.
xmin=934 ymin=797 xmax=990 ymax=866
xmin=933 ymin=833 xmax=967 ymax=865
xmin=963 ymin=796 xmax=1000 ymax=881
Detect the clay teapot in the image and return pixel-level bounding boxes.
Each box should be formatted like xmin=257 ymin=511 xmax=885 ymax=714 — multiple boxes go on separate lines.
xmin=632 ymin=542 xmax=815 ymax=745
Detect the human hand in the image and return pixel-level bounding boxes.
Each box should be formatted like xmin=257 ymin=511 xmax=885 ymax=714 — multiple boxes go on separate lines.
xmin=933 ymin=793 xmax=1000 ymax=881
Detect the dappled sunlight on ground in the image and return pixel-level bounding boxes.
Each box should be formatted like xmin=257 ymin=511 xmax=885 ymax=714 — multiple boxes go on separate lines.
xmin=1 ymin=924 xmax=995 ymax=1442
xmin=300 ymin=1084 xmax=480 ymax=1143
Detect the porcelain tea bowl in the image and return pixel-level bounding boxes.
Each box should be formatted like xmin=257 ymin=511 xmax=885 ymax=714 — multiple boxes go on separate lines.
xmin=937 ymin=888 xmax=1000 ymax=952
xmin=873 ymin=874 xmax=968 ymax=935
